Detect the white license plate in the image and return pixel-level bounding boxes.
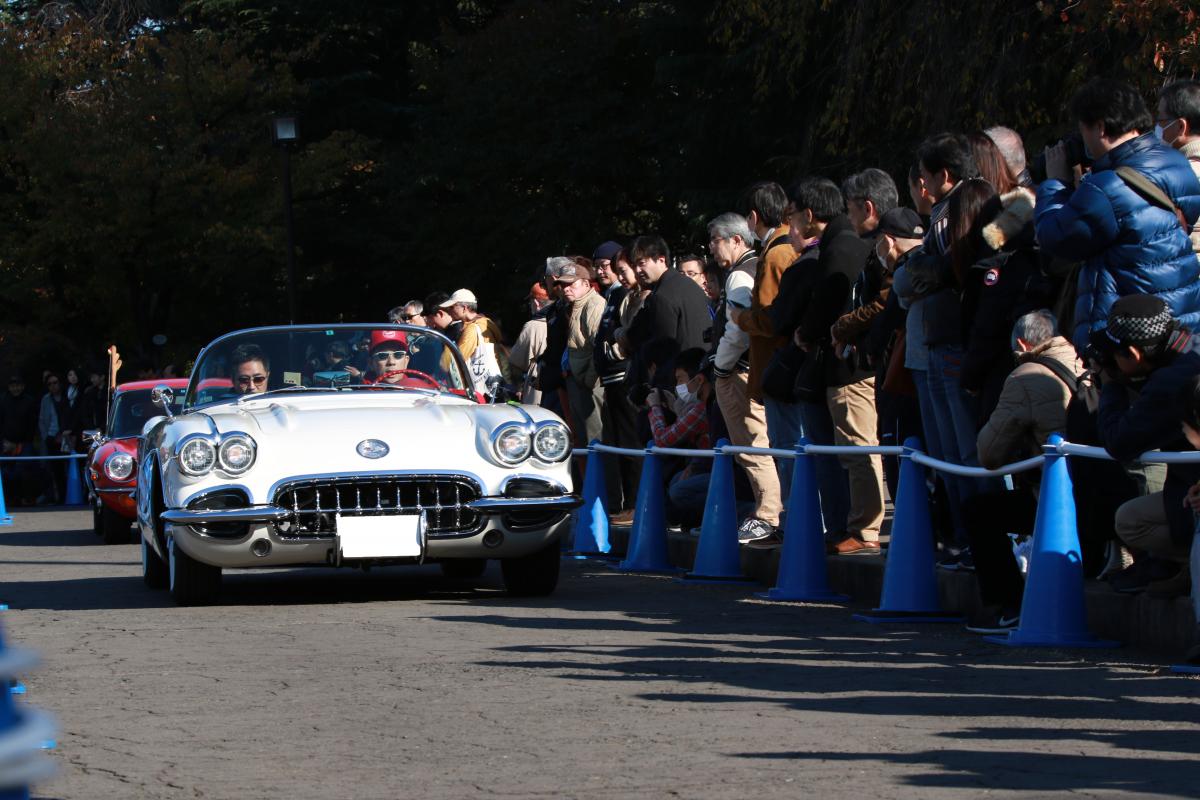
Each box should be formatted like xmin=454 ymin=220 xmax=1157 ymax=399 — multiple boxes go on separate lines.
xmin=337 ymin=514 xmax=424 ymax=559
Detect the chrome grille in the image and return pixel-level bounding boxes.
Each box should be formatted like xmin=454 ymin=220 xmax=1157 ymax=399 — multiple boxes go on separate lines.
xmin=272 ymin=475 xmax=483 ymax=538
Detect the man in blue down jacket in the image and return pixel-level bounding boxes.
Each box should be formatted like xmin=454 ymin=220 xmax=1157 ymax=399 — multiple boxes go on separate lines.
xmin=1035 ymin=78 xmax=1200 ymax=351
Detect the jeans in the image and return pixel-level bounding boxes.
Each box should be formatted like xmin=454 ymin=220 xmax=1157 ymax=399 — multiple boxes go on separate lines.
xmin=763 ymin=396 xmax=805 ymax=503
xmin=912 ymin=369 xmax=968 ymax=546
xmin=925 ymin=346 xmax=1004 ymax=543
xmin=798 ymin=400 xmax=851 ymax=536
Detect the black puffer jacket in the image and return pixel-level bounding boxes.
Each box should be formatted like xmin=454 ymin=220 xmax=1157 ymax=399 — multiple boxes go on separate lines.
xmin=960 ymin=189 xmax=1055 ymax=422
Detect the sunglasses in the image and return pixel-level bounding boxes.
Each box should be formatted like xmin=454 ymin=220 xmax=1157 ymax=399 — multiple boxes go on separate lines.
xmin=372 ymin=350 xmax=408 ymax=361
xmin=236 ymin=374 xmax=268 ymax=386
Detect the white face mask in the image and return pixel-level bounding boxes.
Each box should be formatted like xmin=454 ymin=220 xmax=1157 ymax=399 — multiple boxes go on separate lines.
xmin=675 ymin=383 xmax=696 ymax=404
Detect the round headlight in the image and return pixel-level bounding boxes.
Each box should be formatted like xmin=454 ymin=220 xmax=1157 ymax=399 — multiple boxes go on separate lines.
xmin=178 ymin=437 xmax=216 ymax=476
xmin=218 ymin=434 xmax=257 ymax=474
xmin=493 ymin=425 xmax=531 ymax=464
xmin=104 ymin=452 xmax=135 ymax=481
xmin=533 ymin=424 xmax=571 ymax=462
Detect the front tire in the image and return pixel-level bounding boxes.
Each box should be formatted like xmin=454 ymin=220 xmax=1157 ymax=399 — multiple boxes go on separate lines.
xmin=101 ymin=504 xmax=132 ymax=545
xmin=500 ymin=541 xmax=560 ymax=597
xmin=168 ymin=534 xmax=221 ymax=606
xmin=141 ymin=534 xmax=168 ymax=589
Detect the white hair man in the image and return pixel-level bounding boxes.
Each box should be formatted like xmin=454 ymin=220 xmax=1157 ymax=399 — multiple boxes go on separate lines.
xmin=984 ymin=125 xmax=1033 ymax=188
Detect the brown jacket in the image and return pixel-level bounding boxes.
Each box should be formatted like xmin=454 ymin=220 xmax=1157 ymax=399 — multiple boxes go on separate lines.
xmin=736 ymin=225 xmax=795 ymax=401
xmin=831 ymin=269 xmax=892 ymax=344
xmin=976 ymin=336 xmax=1081 ymax=470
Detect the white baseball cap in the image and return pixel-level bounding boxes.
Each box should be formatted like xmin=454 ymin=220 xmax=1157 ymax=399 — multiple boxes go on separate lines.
xmin=440 ymin=289 xmax=477 ymax=307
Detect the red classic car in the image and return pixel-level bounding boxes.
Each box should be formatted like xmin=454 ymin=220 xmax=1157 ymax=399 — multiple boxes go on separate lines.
xmin=85 ymin=379 xmax=189 ymax=542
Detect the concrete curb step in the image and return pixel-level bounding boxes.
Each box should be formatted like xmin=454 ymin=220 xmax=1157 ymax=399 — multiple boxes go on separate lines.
xmin=597 ymin=526 xmax=1196 ymax=654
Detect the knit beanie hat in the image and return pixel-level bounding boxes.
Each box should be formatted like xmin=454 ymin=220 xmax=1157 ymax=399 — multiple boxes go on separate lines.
xmin=1104 ymin=294 xmax=1173 ymax=348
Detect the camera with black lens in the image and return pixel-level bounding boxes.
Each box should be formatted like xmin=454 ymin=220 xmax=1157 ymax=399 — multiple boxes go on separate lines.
xmin=1030 ymin=131 xmax=1094 ymax=184
xmin=1083 ymin=329 xmax=1117 ymax=372
xmin=628 ymin=382 xmax=656 ymax=407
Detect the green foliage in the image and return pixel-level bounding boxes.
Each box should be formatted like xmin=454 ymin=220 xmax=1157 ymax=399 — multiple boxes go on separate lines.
xmin=1 ymin=0 xmax=1197 ymax=373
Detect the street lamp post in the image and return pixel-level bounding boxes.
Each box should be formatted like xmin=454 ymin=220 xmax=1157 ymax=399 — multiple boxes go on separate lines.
xmin=271 ymin=115 xmax=300 ymax=324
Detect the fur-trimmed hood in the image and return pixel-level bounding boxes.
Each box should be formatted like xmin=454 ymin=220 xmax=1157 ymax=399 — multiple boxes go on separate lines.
xmin=982 ymin=187 xmax=1036 ymax=251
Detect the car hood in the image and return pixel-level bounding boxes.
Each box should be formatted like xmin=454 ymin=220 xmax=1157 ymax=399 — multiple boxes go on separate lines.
xmin=167 ymin=392 xmax=571 ymax=504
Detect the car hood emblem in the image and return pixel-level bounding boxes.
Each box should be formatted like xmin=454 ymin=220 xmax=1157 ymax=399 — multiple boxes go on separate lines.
xmin=356 ymin=439 xmax=389 ymax=459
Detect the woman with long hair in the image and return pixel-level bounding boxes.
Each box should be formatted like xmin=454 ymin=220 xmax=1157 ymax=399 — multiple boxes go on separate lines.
xmin=916 ymin=177 xmax=1004 ymax=567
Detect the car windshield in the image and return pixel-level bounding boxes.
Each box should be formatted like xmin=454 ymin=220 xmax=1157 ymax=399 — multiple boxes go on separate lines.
xmin=185 ymin=325 xmax=473 ymax=409
xmin=109 ymin=389 xmax=184 ymax=437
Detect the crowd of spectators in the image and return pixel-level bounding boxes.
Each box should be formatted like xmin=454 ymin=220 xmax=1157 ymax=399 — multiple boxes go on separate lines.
xmin=1 ymin=366 xmax=111 ymax=505
xmin=3 ymin=77 xmax=1200 ymax=665
xmin=417 ymin=78 xmax=1200 ymax=664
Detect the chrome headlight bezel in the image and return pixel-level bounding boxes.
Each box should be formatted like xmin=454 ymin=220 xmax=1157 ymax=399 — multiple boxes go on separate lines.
xmin=492 ymin=424 xmax=532 ymax=465
xmin=103 ymin=452 xmax=135 ymax=482
xmin=218 ymin=434 xmax=257 ymax=475
xmin=532 ymin=422 xmax=571 ymax=463
xmin=177 ymin=435 xmax=217 ymax=477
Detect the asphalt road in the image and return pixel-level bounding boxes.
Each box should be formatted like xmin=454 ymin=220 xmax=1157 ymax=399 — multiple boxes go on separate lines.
xmin=2 ymin=509 xmax=1199 ymax=799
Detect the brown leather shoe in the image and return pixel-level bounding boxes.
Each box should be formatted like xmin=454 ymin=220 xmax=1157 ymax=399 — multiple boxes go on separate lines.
xmin=832 ymin=536 xmax=881 ymax=555
xmin=609 ymin=509 xmax=635 ymax=526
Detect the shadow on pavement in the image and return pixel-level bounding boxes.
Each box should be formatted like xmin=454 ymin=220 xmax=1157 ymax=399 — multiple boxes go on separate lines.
xmin=1 ymin=565 xmax=506 ymax=611
xmin=426 ymin=560 xmax=1200 ymax=798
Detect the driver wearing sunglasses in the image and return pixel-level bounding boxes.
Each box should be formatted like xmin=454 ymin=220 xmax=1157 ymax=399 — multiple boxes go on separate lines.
xmin=367 ymin=329 xmax=436 ymax=390
xmin=230 ymin=343 xmax=271 ymax=396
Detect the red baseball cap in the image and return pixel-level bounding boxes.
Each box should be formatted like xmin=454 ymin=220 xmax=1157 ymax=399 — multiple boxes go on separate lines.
xmin=370 ymin=329 xmax=409 ymax=351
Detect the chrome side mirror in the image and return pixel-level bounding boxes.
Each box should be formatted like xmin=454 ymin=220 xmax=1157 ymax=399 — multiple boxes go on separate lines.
xmin=150 ymin=385 xmax=175 ymax=417
xmin=81 ymin=429 xmax=102 ymax=445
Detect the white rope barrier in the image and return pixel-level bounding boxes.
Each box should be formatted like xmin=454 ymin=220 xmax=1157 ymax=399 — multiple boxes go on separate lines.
xmin=804 ymin=443 xmax=907 ymax=457
xmin=0 ymin=455 xmax=86 ymax=463
xmin=576 ymin=439 xmax=1200 ymax=474
xmin=910 ymin=451 xmax=1044 ymax=478
xmin=720 ymin=445 xmax=799 ymax=459
xmin=589 ymin=443 xmax=651 ymax=458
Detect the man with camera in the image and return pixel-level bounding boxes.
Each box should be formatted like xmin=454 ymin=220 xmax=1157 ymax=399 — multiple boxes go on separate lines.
xmin=1091 ymin=295 xmax=1200 ymax=599
xmin=1034 ymin=78 xmax=1200 ymax=351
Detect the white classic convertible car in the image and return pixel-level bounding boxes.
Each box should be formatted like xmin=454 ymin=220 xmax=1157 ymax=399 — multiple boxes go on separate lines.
xmin=136 ymin=324 xmax=579 ymax=605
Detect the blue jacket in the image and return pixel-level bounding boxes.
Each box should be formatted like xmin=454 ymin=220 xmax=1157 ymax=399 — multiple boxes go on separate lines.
xmin=1034 ymin=133 xmax=1200 ymax=350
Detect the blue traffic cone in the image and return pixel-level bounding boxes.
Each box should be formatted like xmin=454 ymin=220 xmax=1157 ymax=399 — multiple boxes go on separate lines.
xmin=760 ymin=440 xmax=847 ymax=601
xmin=854 ymin=437 xmax=961 ymax=623
xmin=63 ymin=457 xmax=84 ymax=506
xmin=0 ymin=621 xmax=54 ymax=799
xmin=570 ymin=441 xmax=612 ymax=558
xmin=615 ymin=442 xmax=675 ymax=573
xmin=988 ymin=434 xmax=1118 ymax=647
xmin=0 ymin=472 xmax=11 ymax=526
xmin=681 ymin=440 xmax=752 ymax=584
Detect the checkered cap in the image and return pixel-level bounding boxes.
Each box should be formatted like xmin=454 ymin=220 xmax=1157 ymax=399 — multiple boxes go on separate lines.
xmin=1104 ymin=295 xmax=1173 ymax=347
